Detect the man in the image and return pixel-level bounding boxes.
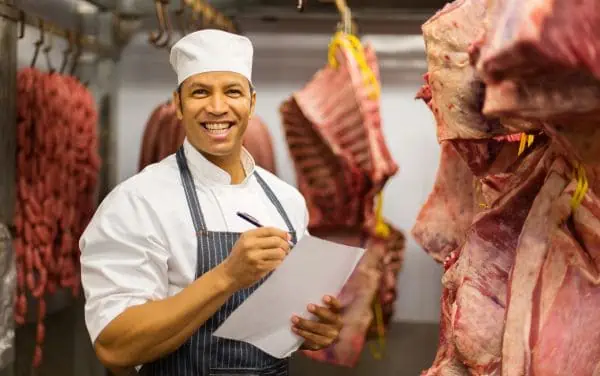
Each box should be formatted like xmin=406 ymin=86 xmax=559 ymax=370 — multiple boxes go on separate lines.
xmin=79 ymin=29 xmax=342 ymax=376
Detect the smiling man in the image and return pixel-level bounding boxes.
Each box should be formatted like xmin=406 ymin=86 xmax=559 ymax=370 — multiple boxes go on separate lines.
xmin=79 ymin=29 xmax=342 ymax=376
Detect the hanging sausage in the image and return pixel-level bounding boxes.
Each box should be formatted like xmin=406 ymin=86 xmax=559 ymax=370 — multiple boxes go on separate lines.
xmin=14 ymin=67 xmax=101 ymax=367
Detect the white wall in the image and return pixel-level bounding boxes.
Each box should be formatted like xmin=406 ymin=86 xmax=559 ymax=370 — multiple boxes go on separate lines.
xmin=114 ymin=31 xmax=444 ymax=323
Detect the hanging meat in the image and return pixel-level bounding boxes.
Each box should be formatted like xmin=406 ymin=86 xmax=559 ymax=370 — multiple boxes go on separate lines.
xmin=138 ymin=102 xmax=277 ymax=175
xmin=415 ymin=0 xmax=600 ymax=374
xmin=475 ymin=0 xmax=600 ymax=121
xmin=280 ymin=31 xmax=403 ymax=367
xmin=13 ymin=67 xmax=101 ymax=367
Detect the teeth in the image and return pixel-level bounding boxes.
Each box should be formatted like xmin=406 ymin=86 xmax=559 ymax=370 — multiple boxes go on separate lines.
xmin=205 ymin=122 xmax=230 ymax=130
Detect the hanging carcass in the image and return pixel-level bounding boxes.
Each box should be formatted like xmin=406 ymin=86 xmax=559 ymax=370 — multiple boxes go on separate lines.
xmin=280 ymin=30 xmax=402 ymax=367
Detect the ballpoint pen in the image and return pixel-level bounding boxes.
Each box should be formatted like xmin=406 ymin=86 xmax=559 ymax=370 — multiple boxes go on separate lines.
xmin=236 ymin=211 xmax=295 ymax=247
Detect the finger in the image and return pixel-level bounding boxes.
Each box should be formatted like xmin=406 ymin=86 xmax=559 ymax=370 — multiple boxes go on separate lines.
xmin=246 ymin=226 xmax=290 ymax=240
xmin=292 ymin=316 xmax=339 ymax=338
xmin=253 ymin=236 xmax=291 ymax=253
xmin=258 ymin=259 xmax=284 ymax=272
xmin=323 ymin=295 xmax=343 ymax=312
xmin=255 ymin=248 xmax=287 ymax=261
xmin=307 ymin=304 xmax=341 ymax=326
xmin=292 ymin=326 xmax=331 ymax=349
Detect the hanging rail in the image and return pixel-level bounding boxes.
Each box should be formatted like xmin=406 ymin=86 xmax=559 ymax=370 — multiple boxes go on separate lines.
xmin=0 ymin=2 xmax=117 ymax=58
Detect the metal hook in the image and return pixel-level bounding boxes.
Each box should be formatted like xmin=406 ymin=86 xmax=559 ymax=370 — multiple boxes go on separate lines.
xmin=69 ymin=34 xmax=82 ymax=76
xmin=30 ymin=19 xmax=45 ymax=68
xmin=149 ymin=0 xmax=171 ymax=48
xmin=175 ymin=0 xmax=188 ymax=37
xmin=60 ymin=31 xmax=74 ymax=74
xmin=18 ymin=11 xmax=25 ymax=39
xmin=43 ymin=33 xmax=56 ymax=73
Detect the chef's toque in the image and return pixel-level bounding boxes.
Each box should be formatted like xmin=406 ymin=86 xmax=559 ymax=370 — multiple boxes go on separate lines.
xmin=169 ymin=29 xmax=254 ymax=86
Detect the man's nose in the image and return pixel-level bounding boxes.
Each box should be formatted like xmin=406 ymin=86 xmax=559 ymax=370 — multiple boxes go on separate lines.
xmin=206 ymin=92 xmax=228 ymax=115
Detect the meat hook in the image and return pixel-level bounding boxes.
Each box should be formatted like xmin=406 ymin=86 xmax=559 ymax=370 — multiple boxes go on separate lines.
xmin=18 ymin=11 xmax=25 ymax=39
xmin=43 ymin=32 xmax=56 ymax=73
xmin=69 ymin=35 xmax=82 ymax=76
xmin=30 ymin=19 xmax=45 ymax=68
xmin=149 ymin=0 xmax=172 ymax=48
xmin=60 ymin=31 xmax=74 ymax=74
xmin=175 ymin=0 xmax=188 ymax=37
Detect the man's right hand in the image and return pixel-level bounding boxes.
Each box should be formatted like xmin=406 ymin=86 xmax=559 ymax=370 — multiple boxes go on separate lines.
xmin=221 ymin=227 xmax=292 ymax=290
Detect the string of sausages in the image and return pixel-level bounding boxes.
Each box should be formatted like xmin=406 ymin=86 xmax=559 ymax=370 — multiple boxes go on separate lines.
xmin=14 ymin=67 xmax=101 ymax=367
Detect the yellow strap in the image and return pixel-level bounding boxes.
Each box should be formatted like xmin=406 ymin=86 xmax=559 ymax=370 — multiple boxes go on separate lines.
xmin=517 ymin=133 xmax=535 ymax=156
xmin=328 ymin=31 xmax=381 ymax=100
xmin=368 ymin=299 xmax=386 ymax=360
xmin=570 ymin=163 xmax=589 ymax=211
xmin=374 ymin=193 xmax=390 ymax=238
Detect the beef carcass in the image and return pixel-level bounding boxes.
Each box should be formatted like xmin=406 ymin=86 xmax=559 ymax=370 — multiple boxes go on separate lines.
xmin=501 ymin=152 xmax=600 ymax=376
xmin=412 ymin=142 xmax=477 ymax=263
xmin=418 ymin=0 xmax=540 ymax=142
xmin=423 ymin=140 xmax=551 ymax=376
xmin=280 ymin=34 xmax=402 ymax=367
xmin=243 ymin=115 xmax=277 ymax=174
xmin=475 ymin=0 xmax=600 ymax=120
xmin=281 ymin=39 xmax=398 ymax=232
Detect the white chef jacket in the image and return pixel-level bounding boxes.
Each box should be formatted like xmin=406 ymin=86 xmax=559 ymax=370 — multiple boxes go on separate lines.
xmin=79 ymin=139 xmax=309 ymax=344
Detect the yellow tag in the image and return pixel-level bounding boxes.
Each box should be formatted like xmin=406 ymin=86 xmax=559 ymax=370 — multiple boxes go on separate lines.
xmin=518 ymin=133 xmax=535 ymax=156
xmin=570 ymin=163 xmax=588 ymax=211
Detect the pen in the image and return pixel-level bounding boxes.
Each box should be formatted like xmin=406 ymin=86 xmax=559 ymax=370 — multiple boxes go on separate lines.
xmin=236 ymin=211 xmax=295 ymax=247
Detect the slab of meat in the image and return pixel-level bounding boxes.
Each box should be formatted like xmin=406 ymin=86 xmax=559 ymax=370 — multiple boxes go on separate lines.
xmin=477 ymin=0 xmax=600 ymax=83
xmin=475 ymin=0 xmax=600 ymax=121
xmin=412 ymin=142 xmax=477 ymax=263
xmin=281 ymin=41 xmax=398 ymax=232
xmin=502 ymin=152 xmax=600 ymax=376
xmin=243 ymin=115 xmax=277 ymax=174
xmin=423 ymin=140 xmax=551 ymax=376
xmin=418 ymin=0 xmax=539 ymax=142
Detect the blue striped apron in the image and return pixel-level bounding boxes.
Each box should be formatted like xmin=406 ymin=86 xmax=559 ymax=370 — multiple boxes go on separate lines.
xmin=140 ymin=147 xmax=296 ymax=376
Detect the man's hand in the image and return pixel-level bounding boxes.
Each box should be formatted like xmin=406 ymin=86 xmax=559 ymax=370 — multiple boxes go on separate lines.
xmin=291 ymin=295 xmax=343 ymax=351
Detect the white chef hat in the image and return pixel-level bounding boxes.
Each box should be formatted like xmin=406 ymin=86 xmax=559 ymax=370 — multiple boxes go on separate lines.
xmin=169 ymin=29 xmax=254 ymax=86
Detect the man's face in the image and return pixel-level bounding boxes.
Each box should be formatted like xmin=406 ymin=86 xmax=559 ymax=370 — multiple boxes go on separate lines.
xmin=174 ymin=71 xmax=255 ymax=158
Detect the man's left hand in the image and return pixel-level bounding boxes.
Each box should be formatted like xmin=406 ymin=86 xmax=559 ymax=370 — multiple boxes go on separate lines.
xmin=292 ymin=295 xmax=343 ymax=351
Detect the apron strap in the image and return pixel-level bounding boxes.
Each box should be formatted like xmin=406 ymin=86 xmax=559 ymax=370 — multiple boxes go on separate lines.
xmin=254 ymin=172 xmax=298 ymax=243
xmin=177 ymin=146 xmax=298 ymax=240
xmin=176 ymin=147 xmax=208 ymax=233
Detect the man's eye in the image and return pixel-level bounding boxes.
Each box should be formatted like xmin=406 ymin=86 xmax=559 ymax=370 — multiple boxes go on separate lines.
xmin=192 ymin=89 xmax=207 ymax=95
xmin=228 ymin=90 xmax=242 ymax=95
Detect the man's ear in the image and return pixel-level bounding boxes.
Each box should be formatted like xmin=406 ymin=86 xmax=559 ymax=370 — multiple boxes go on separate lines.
xmin=249 ymin=91 xmax=256 ymax=118
xmin=173 ymin=89 xmax=183 ymax=120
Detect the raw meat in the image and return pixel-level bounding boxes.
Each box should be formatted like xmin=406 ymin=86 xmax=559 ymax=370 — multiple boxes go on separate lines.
xmin=476 ymin=0 xmax=600 ymax=120
xmin=280 ymin=37 xmax=403 ymax=367
xmin=243 ymin=115 xmax=277 ymax=174
xmin=281 ymin=42 xmax=398 ymax=232
xmin=477 ymin=0 xmax=600 ymax=82
xmin=502 ymin=153 xmax=600 ymax=376
xmin=14 ymin=68 xmax=101 ymax=367
xmin=418 ymin=0 xmax=539 ymax=142
xmin=423 ymin=141 xmax=551 ymax=376
xmin=412 ymin=142 xmax=476 ymax=263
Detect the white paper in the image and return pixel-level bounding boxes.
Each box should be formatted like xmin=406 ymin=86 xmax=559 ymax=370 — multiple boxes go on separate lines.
xmin=213 ymin=235 xmax=365 ymax=359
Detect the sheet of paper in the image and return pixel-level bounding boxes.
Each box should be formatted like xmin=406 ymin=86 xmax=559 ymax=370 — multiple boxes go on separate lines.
xmin=213 ymin=235 xmax=365 ymax=359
